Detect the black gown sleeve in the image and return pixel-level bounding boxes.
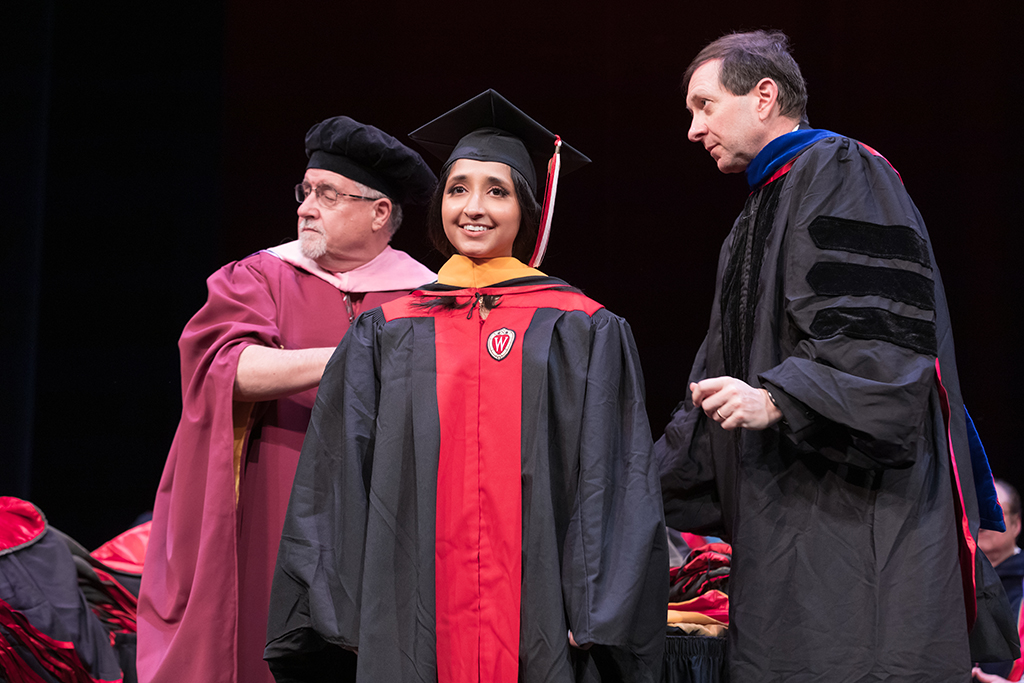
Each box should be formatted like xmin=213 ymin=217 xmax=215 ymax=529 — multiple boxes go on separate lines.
xmin=560 ymin=311 xmax=668 ymax=681
xmin=655 ymin=335 xmax=722 ymax=534
xmin=759 ymin=139 xmax=940 ymax=469
xmin=264 ymin=310 xmax=382 ymax=681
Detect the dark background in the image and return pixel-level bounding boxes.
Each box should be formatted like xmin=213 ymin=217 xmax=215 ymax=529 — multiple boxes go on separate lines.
xmin=3 ymin=1 xmax=1021 ymax=549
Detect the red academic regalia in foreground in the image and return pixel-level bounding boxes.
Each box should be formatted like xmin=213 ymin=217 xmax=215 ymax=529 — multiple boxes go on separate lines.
xmin=0 ymin=498 xmax=124 ymax=683
xmin=136 ymin=244 xmax=434 ymax=683
xmin=266 ymin=256 xmax=668 ymax=683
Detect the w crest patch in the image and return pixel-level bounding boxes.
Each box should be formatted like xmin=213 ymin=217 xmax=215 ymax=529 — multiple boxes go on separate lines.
xmin=486 ymin=327 xmax=516 ymax=361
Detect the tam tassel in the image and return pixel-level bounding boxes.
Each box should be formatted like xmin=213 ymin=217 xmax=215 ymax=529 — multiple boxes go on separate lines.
xmin=529 ymin=136 xmax=562 ymax=268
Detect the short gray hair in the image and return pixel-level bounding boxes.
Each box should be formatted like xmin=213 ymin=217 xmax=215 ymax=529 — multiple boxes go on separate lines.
xmin=352 ymin=180 xmax=403 ymax=236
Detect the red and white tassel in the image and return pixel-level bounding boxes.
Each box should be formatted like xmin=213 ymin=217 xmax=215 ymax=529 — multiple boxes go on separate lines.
xmin=529 ymin=136 xmax=562 ymax=268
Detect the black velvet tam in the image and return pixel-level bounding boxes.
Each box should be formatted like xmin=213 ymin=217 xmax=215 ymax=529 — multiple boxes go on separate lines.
xmin=305 ymin=116 xmax=437 ymax=205
xmin=408 ymin=89 xmax=590 ymax=195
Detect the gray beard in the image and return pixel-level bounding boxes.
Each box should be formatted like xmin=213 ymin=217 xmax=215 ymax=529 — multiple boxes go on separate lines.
xmin=298 ymin=219 xmax=327 ymax=260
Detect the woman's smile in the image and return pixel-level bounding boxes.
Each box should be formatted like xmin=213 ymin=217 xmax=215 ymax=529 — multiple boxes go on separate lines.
xmin=442 ymin=159 xmax=521 ymax=260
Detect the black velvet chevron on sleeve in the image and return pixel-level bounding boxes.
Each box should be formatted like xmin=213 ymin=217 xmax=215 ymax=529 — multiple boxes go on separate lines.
xmin=808 ymin=215 xmax=931 ymax=267
xmin=809 ymin=307 xmax=937 ymax=356
xmin=806 ymin=262 xmax=935 ymax=311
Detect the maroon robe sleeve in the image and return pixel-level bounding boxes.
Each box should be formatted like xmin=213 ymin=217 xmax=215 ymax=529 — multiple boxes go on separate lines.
xmin=137 ymin=256 xmax=290 ymax=683
xmin=139 ymin=249 xmax=421 ymax=683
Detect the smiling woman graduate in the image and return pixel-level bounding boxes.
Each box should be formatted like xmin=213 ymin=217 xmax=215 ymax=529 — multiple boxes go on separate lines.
xmin=265 ymin=90 xmax=668 ymax=683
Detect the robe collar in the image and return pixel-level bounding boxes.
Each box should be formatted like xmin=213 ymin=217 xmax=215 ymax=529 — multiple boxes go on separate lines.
xmin=266 ymin=241 xmax=436 ymax=293
xmin=437 ymin=255 xmax=545 ymax=288
xmin=746 ymin=127 xmax=837 ymax=189
xmin=0 ymin=497 xmax=46 ymax=554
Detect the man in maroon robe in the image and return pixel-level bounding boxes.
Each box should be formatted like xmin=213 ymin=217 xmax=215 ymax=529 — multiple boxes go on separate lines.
xmin=136 ymin=116 xmax=437 ymax=683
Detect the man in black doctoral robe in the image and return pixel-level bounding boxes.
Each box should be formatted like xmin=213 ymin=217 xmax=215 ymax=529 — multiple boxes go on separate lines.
xmin=657 ymin=30 xmax=1015 ymax=682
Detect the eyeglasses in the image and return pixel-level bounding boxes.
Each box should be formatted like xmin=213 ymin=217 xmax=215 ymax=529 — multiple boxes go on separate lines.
xmin=295 ymin=182 xmax=377 ymax=208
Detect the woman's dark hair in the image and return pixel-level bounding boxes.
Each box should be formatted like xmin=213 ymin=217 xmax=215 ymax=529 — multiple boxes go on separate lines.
xmin=426 ymin=161 xmax=541 ymax=262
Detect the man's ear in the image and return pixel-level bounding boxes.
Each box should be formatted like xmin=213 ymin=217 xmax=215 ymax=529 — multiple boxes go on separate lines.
xmin=371 ymin=198 xmax=393 ymax=233
xmin=754 ymin=77 xmax=780 ymax=121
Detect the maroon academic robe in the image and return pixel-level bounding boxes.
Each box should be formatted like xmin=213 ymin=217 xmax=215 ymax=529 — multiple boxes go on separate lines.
xmin=137 ymin=246 xmax=434 ymax=683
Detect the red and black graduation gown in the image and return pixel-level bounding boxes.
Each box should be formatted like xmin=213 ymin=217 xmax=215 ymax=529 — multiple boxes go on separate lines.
xmin=266 ymin=256 xmax=667 ymax=682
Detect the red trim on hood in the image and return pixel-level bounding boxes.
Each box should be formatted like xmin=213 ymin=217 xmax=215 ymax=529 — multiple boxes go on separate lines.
xmin=91 ymin=521 xmax=150 ymax=576
xmin=935 ymin=359 xmax=977 ymax=627
xmin=0 ymin=497 xmax=46 ymax=554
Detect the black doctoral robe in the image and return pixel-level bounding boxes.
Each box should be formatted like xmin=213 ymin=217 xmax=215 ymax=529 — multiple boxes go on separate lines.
xmin=266 ymin=257 xmax=667 ymax=683
xmin=658 ymin=131 xmax=1014 ymax=682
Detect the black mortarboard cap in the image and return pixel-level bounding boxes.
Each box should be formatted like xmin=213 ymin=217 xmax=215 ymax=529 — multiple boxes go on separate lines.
xmin=408 ymin=90 xmax=590 ymax=195
xmin=305 ymin=116 xmax=437 ymax=205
